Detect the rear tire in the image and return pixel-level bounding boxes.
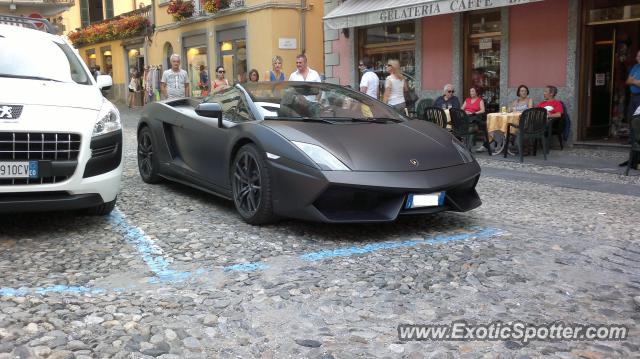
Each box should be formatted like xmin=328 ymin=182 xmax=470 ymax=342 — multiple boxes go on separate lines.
xmin=86 ymin=198 xmax=117 ymax=216
xmin=137 ymin=126 xmax=162 ymax=184
xmin=231 ymin=144 xmax=278 ymax=225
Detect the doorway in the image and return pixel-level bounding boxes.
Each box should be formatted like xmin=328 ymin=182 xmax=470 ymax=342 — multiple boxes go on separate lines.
xmin=580 ymin=1 xmax=640 ymax=141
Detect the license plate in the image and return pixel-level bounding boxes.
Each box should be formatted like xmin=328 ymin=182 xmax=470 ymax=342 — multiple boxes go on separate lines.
xmin=0 ymin=161 xmax=38 ymax=179
xmin=405 ymin=192 xmax=445 ymax=209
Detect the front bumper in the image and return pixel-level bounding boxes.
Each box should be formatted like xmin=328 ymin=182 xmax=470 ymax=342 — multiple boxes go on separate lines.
xmin=269 ymin=158 xmax=481 ymax=223
xmin=0 ymin=192 xmax=105 ymax=214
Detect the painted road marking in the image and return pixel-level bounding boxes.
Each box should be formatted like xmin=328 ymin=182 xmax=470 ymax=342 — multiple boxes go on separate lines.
xmin=0 ymin=212 xmax=504 ymax=297
xmin=224 ymin=226 xmax=503 ymax=272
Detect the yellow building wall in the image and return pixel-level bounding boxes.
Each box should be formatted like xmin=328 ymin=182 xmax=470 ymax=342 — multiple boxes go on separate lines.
xmin=149 ymin=1 xmax=325 ymax=81
xmin=78 ymin=39 xmax=126 ymax=85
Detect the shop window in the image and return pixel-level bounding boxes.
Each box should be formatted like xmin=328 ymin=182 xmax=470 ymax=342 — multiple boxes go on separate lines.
xmin=101 ymin=47 xmax=112 ymax=76
xmin=86 ymin=49 xmax=97 ymax=69
xmin=357 ymin=21 xmax=415 ymax=100
xmin=186 ymin=46 xmax=208 ymax=97
xmin=465 ymin=11 xmax=501 ymax=112
xmin=164 ymin=42 xmax=174 ymax=70
xmin=219 ymin=39 xmax=247 ymax=85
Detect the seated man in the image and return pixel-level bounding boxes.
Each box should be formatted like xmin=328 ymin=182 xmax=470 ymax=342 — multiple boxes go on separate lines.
xmin=434 ymin=84 xmax=461 ymax=109
xmin=537 ymin=85 xmax=563 ymax=119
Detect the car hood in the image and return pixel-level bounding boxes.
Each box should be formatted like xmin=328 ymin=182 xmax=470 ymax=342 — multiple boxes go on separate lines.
xmin=0 ymin=78 xmax=103 ymax=110
xmin=262 ymin=120 xmax=466 ymax=171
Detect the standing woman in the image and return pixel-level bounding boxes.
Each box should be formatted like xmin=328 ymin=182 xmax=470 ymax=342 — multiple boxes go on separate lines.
xmin=248 ymin=69 xmax=260 ymax=83
xmin=383 ymin=59 xmax=407 ymax=115
xmin=266 ymin=55 xmax=285 ymax=82
xmin=212 ymin=66 xmax=229 ymax=93
xmin=128 ymin=69 xmax=139 ymax=108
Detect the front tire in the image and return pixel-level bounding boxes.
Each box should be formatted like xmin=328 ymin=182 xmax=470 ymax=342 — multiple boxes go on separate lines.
xmin=137 ymin=126 xmax=161 ymax=184
xmin=231 ymin=144 xmax=277 ymax=225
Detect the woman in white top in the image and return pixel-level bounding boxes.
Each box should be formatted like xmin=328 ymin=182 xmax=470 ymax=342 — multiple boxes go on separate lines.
xmin=510 ymin=84 xmax=533 ymax=112
xmin=128 ymin=69 xmax=139 ymax=109
xmin=383 ymin=59 xmax=407 ymax=115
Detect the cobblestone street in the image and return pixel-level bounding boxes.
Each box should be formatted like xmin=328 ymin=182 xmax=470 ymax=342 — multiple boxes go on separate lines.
xmin=1 ymin=105 xmax=639 ymax=358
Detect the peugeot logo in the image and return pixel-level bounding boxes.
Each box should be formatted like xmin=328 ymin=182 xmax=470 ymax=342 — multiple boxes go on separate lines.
xmin=409 ymin=159 xmax=419 ymax=167
xmin=0 ymin=106 xmax=13 ymax=119
xmin=0 ymin=105 xmax=22 ymax=120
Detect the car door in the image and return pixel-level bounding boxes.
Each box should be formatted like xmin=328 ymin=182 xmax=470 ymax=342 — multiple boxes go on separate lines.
xmin=180 ymin=88 xmax=254 ymax=188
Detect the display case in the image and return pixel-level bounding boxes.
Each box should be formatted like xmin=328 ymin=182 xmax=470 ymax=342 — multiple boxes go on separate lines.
xmin=465 ymin=11 xmax=501 ymax=112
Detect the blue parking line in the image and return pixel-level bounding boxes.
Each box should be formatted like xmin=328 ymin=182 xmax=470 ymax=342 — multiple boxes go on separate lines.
xmin=224 ymin=226 xmax=503 ymax=273
xmin=0 ymin=213 xmax=503 ymax=297
xmin=108 ymin=208 xmax=196 ymax=283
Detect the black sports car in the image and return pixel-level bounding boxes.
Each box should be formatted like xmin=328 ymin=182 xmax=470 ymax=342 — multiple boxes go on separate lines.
xmin=137 ymin=82 xmax=481 ymax=224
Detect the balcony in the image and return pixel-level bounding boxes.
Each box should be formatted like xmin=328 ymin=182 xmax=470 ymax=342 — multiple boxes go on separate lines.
xmin=91 ymin=5 xmax=151 ymax=26
xmin=68 ymin=6 xmax=152 ymax=48
xmin=168 ymin=0 xmax=245 ymax=22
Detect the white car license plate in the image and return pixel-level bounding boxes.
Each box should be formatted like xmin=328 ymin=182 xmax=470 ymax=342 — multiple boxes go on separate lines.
xmin=405 ymin=192 xmax=445 ymax=209
xmin=0 ymin=161 xmax=38 ymax=179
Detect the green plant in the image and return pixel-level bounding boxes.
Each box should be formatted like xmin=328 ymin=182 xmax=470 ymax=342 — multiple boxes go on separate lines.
xmin=67 ymin=15 xmax=150 ymax=47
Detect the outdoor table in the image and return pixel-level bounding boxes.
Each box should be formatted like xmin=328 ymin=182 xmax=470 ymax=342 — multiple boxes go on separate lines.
xmin=486 ymin=112 xmax=522 ymax=155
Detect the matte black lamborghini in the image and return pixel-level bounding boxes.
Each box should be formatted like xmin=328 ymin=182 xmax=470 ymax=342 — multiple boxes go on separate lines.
xmin=137 ymin=82 xmax=481 ymax=224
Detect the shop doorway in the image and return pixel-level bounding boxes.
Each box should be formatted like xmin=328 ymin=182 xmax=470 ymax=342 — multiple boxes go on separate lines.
xmin=464 ymin=10 xmax=501 ymax=113
xmin=580 ymin=1 xmax=640 ymax=141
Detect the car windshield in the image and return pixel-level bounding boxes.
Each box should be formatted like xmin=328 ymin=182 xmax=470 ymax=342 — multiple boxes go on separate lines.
xmin=239 ymin=82 xmax=406 ymax=122
xmin=0 ymin=30 xmax=91 ymax=85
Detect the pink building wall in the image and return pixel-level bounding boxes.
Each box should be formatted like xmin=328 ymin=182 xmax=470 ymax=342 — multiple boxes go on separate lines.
xmin=421 ymin=14 xmax=454 ymax=91
xmin=508 ymin=0 xmax=569 ymax=88
xmin=332 ymin=32 xmax=351 ymax=86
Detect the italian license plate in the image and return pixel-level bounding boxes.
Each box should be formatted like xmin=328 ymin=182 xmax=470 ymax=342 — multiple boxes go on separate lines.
xmin=0 ymin=161 xmax=38 ymax=179
xmin=405 ymin=192 xmax=445 ymax=209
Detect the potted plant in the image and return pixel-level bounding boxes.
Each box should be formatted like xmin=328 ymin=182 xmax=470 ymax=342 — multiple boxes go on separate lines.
xmin=167 ymin=0 xmax=195 ymax=21
xmin=203 ymin=0 xmax=230 ymax=14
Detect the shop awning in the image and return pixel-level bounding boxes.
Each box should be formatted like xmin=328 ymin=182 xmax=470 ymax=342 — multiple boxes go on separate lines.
xmin=324 ymin=0 xmax=543 ymax=29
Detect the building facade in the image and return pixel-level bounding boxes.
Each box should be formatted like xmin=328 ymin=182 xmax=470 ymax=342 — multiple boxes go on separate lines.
xmin=323 ymin=0 xmax=640 ymax=143
xmin=65 ymin=0 xmax=325 ymax=104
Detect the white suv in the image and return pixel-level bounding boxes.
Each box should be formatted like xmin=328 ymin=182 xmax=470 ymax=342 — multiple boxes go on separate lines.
xmin=0 ymin=17 xmax=123 ymax=215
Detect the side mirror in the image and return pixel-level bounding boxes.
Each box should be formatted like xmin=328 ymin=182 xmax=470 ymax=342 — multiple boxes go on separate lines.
xmin=96 ymin=75 xmax=113 ymax=91
xmin=195 ymin=102 xmax=223 ymax=127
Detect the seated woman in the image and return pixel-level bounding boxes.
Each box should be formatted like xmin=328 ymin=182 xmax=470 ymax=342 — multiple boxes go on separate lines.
xmin=462 ymin=87 xmax=485 ymax=123
xmin=510 ymin=84 xmax=533 ymax=112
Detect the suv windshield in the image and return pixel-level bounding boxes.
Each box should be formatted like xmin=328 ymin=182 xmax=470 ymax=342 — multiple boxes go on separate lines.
xmin=239 ymin=82 xmax=406 ymax=122
xmin=0 ymin=31 xmax=91 ymax=85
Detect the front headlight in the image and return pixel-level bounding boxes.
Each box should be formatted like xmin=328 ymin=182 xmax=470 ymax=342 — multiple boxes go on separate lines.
xmin=292 ymin=141 xmax=350 ymax=171
xmin=93 ymin=99 xmax=121 ymax=137
xmin=452 ymin=138 xmax=474 ymax=163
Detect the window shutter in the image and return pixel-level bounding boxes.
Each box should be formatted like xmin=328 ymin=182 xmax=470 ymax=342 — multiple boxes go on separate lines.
xmin=105 ymin=0 xmax=114 ymax=19
xmin=80 ymin=0 xmax=89 ymax=27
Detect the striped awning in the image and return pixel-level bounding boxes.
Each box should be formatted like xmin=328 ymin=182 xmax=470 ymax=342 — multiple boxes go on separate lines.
xmin=324 ymin=0 xmax=543 ymax=29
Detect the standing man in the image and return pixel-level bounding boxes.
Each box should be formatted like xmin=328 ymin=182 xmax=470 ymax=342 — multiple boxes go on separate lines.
xmin=621 ymin=50 xmax=640 ymax=167
xmin=358 ymin=56 xmax=379 ymax=99
xmin=288 ymin=54 xmax=321 ymax=82
xmin=434 ymin=84 xmax=461 ymax=109
xmin=161 ymin=54 xmax=189 ymax=100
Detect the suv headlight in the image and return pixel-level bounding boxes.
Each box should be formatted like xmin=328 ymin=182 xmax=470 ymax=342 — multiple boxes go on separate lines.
xmin=93 ymin=99 xmax=121 ymax=137
xmin=292 ymin=141 xmax=350 ymax=171
xmin=452 ymin=138 xmax=474 ymax=163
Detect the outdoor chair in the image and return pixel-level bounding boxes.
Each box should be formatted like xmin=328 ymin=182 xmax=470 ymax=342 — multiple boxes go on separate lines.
xmin=504 ymin=107 xmax=549 ymax=163
xmin=545 ymin=113 xmax=565 ymax=153
xmin=415 ymin=98 xmax=434 ymax=120
xmin=448 ymin=108 xmax=492 ymax=156
xmin=422 ymin=107 xmax=448 ymax=129
xmin=625 ymin=115 xmax=640 ymax=176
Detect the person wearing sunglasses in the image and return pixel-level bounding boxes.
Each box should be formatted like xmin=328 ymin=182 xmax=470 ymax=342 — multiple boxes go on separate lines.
xmin=434 ymin=84 xmax=460 ymax=109
xmin=212 ymin=65 xmax=230 ymax=93
xmin=358 ymin=56 xmax=379 ymax=99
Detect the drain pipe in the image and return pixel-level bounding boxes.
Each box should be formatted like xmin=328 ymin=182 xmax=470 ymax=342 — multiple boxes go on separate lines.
xmin=300 ymin=0 xmax=306 ymax=54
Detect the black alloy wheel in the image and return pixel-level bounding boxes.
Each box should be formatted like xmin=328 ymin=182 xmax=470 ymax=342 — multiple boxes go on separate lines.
xmin=137 ymin=126 xmax=161 ymax=183
xmin=231 ymin=144 xmax=277 ymax=225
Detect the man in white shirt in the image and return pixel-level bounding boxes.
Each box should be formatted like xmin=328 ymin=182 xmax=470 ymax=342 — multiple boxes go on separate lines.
xmin=288 ymin=54 xmax=321 ymax=82
xmin=161 ymin=54 xmax=190 ymax=100
xmin=358 ymin=56 xmax=379 ymax=99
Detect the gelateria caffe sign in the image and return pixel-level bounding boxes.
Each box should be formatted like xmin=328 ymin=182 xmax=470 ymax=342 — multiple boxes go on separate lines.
xmin=324 ymin=0 xmax=543 ymax=29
